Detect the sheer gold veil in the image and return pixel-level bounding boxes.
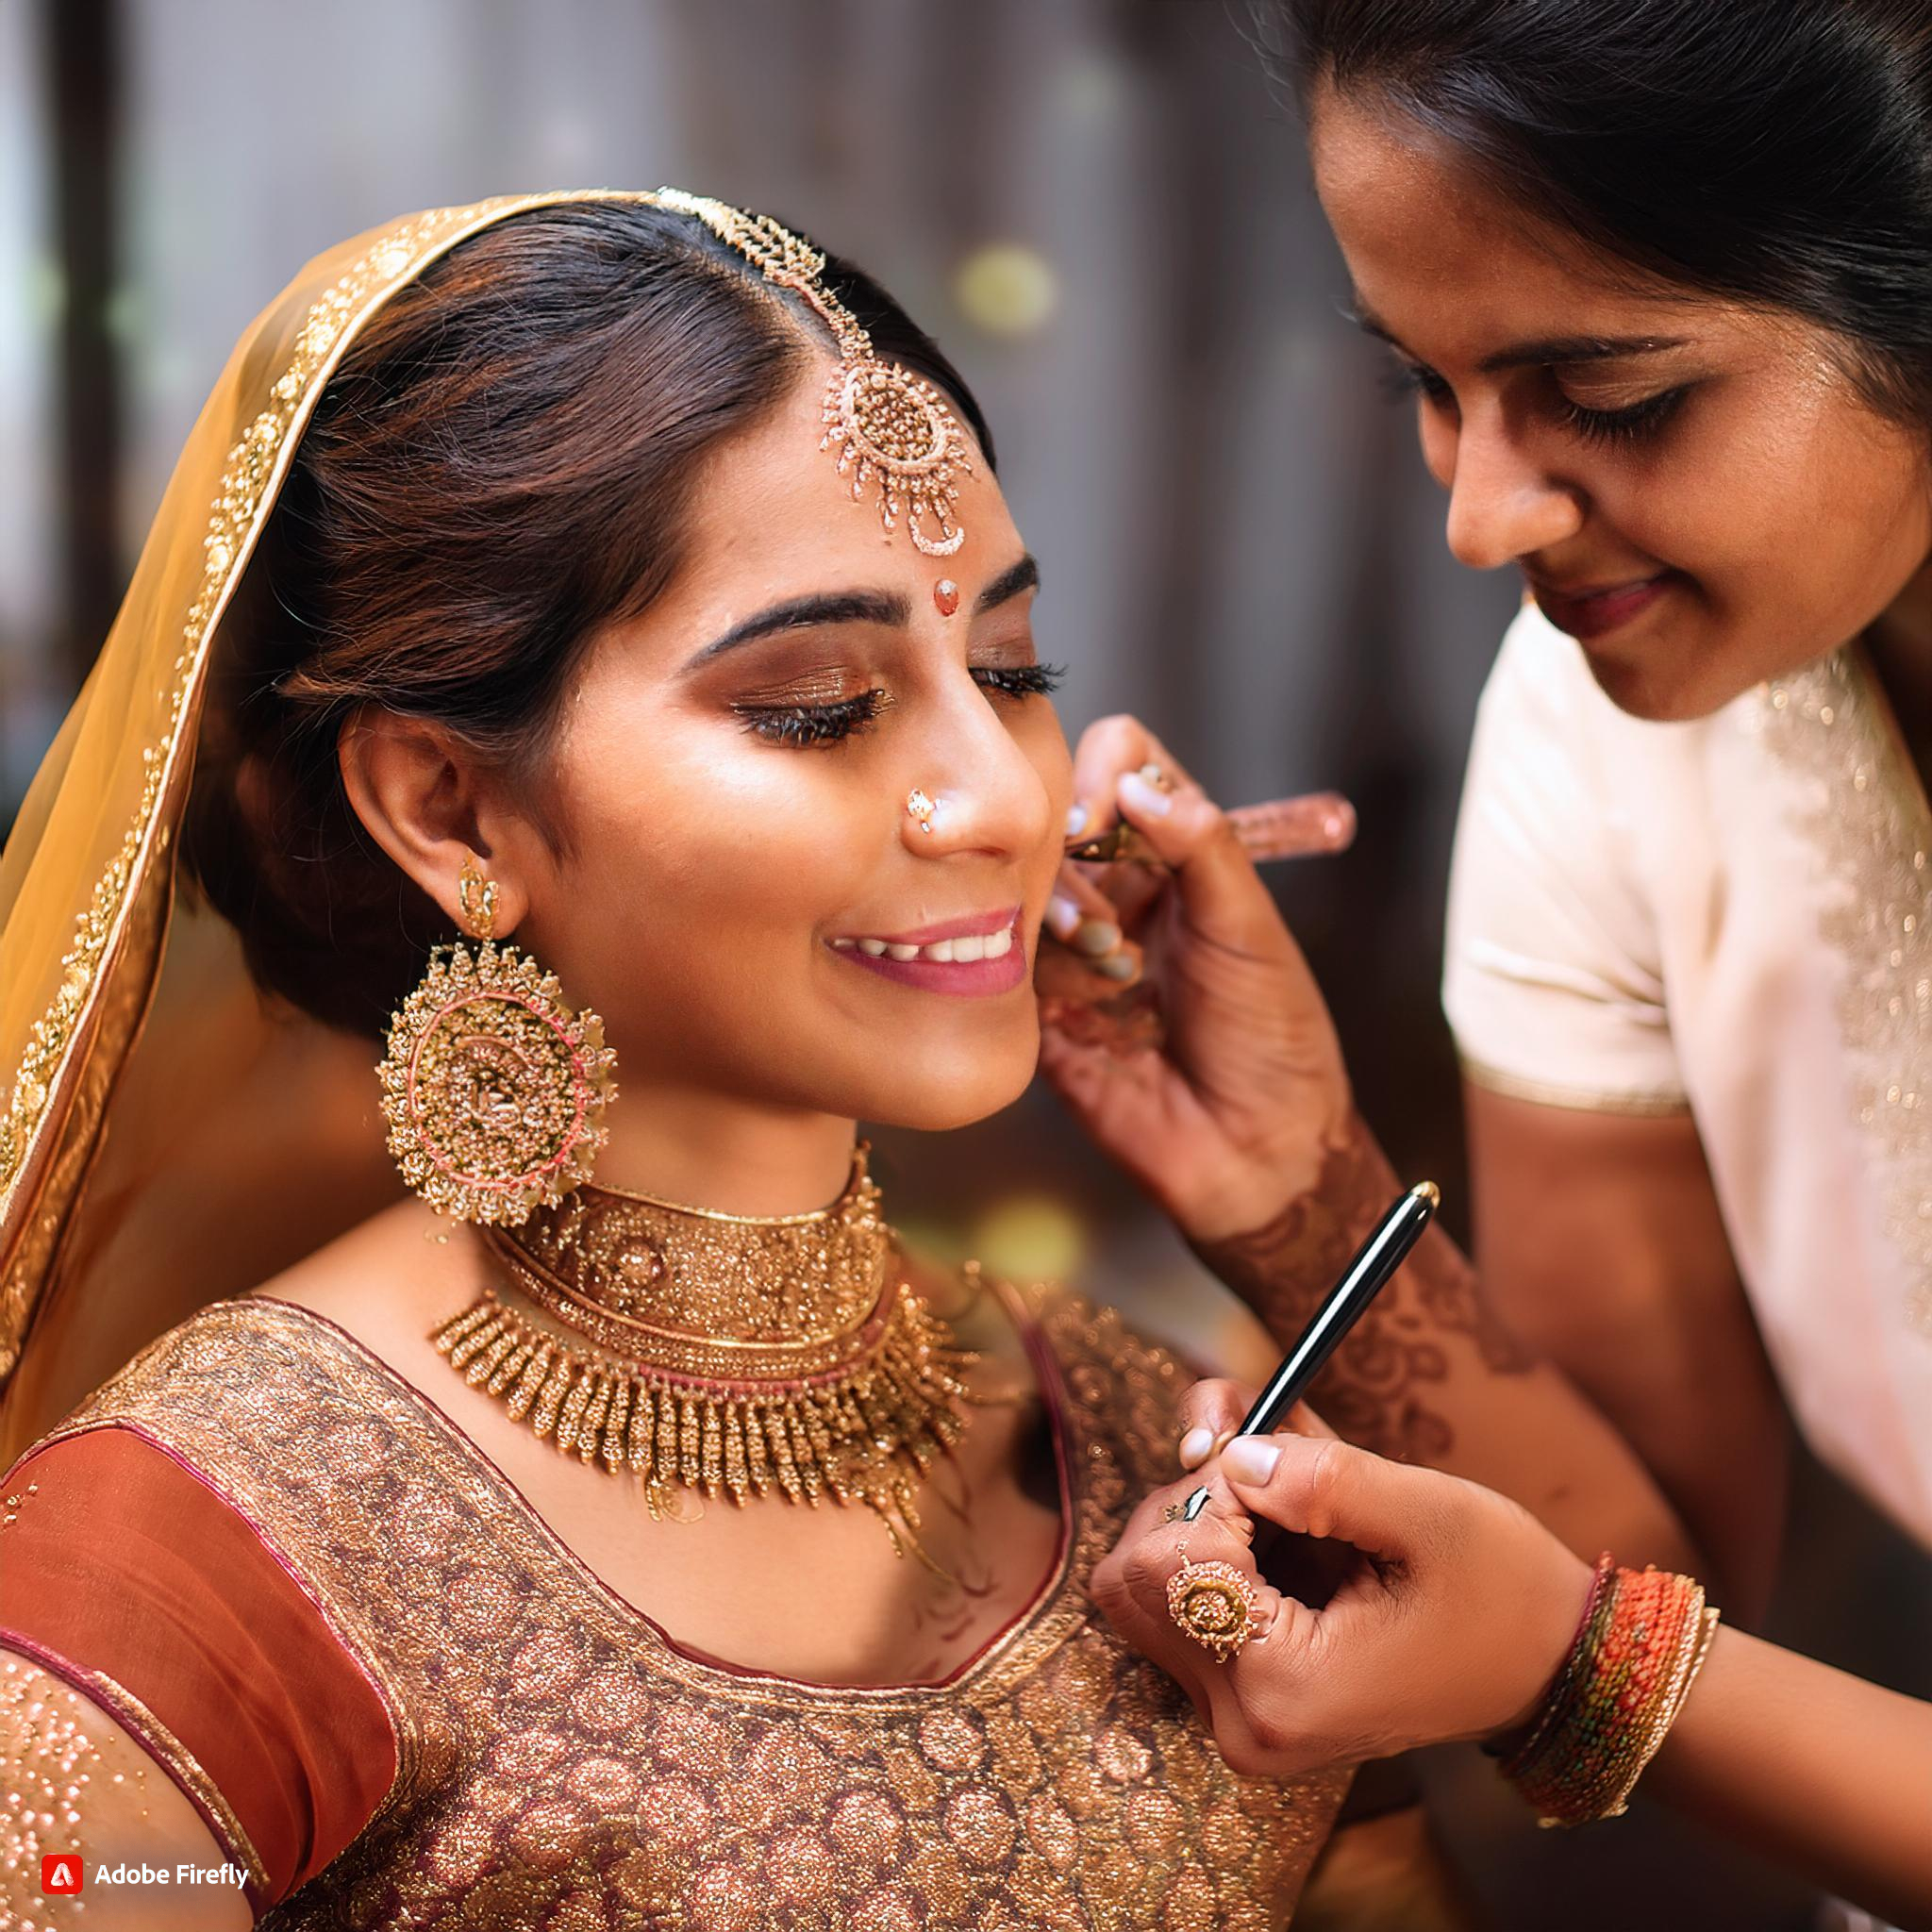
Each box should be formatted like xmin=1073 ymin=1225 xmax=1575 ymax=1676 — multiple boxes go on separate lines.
xmin=0 ymin=192 xmax=666 ymax=1461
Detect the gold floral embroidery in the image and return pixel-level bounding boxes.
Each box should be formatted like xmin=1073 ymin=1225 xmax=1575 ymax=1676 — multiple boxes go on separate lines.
xmin=48 ymin=1293 xmax=1348 ymax=1928
xmin=1760 ymin=650 xmax=1932 ymax=1337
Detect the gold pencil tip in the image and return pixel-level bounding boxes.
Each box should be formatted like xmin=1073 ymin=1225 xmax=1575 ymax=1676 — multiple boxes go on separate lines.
xmin=1412 ymin=1180 xmax=1441 ymax=1208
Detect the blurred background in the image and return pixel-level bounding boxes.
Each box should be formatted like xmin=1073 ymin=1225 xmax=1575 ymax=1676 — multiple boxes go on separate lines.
xmin=3 ymin=2 xmax=1926 ymax=1924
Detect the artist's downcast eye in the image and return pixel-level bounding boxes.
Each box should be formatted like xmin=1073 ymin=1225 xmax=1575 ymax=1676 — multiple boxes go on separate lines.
xmin=1384 ymin=354 xmax=1690 ymax=452
xmin=1551 ymin=386 xmax=1690 ymax=449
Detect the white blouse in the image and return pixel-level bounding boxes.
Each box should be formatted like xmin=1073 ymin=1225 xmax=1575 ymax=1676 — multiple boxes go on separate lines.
xmin=1444 ymin=603 xmax=1932 ymax=1548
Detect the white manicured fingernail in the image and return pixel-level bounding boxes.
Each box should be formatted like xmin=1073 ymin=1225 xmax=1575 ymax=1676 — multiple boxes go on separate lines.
xmin=1119 ymin=770 xmax=1174 ymax=818
xmin=1066 ymin=802 xmax=1090 ymax=838
xmin=1179 ymin=1426 xmax=1214 ymax=1469
xmin=1223 ymin=1437 xmax=1281 ymax=1483
xmin=1045 ymin=894 xmax=1082 ymax=941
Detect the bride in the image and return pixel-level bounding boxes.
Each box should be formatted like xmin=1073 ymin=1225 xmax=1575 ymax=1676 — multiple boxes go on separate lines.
xmin=0 ymin=191 xmax=1670 ymax=1928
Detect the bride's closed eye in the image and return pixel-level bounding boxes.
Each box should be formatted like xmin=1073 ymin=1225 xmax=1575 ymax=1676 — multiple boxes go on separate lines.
xmin=733 ymin=689 xmax=893 ymax=745
xmin=733 ymin=662 xmax=1065 ymax=748
xmin=974 ymin=662 xmax=1064 ymax=703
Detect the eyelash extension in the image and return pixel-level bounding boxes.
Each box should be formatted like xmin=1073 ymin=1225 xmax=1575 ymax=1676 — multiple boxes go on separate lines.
xmin=974 ymin=662 xmax=1065 ymax=701
xmin=1552 ymin=386 xmax=1688 ymax=449
xmin=733 ymin=689 xmax=890 ymax=746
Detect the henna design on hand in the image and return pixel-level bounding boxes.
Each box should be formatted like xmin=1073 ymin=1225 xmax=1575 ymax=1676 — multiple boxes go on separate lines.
xmin=1189 ymin=1115 xmax=1531 ymax=1462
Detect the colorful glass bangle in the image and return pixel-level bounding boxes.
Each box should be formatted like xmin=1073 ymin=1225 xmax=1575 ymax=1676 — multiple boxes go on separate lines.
xmin=1500 ymin=1557 xmax=1720 ymax=1828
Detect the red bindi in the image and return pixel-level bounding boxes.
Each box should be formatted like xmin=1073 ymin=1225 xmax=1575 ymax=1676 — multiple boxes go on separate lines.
xmin=933 ymin=578 xmax=960 ymax=618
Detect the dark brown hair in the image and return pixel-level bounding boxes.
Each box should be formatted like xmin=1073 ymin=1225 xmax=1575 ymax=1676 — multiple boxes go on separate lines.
xmin=1274 ymin=0 xmax=1932 ymax=424
xmin=183 ymin=200 xmax=991 ymax=1040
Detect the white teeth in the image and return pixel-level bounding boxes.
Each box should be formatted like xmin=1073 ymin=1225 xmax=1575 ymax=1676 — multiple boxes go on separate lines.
xmin=842 ymin=922 xmax=1017 ymax=962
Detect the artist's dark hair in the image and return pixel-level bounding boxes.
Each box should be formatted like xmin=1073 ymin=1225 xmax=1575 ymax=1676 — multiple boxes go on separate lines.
xmin=1274 ymin=0 xmax=1932 ymax=421
xmin=183 ymin=200 xmax=991 ymax=1040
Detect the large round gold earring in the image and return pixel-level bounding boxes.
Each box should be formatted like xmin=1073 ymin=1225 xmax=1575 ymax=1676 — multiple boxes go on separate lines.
xmin=376 ymin=854 xmax=618 ymax=1225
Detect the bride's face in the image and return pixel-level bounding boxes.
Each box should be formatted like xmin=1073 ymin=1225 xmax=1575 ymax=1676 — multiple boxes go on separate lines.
xmin=516 ymin=367 xmax=1071 ymax=1130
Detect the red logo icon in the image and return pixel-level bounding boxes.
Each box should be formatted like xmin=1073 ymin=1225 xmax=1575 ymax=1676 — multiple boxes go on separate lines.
xmin=42 ymin=1855 xmax=83 ymax=1894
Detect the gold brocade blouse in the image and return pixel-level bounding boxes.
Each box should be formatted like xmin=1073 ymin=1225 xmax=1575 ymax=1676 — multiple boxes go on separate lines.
xmin=15 ymin=1289 xmax=1348 ymax=1929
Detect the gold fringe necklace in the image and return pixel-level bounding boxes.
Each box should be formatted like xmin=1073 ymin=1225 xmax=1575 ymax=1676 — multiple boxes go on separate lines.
xmin=429 ymin=1149 xmax=976 ymax=1553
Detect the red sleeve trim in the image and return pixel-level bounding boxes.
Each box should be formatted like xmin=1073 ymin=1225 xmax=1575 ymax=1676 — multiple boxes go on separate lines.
xmin=1 ymin=1424 xmax=398 ymax=1907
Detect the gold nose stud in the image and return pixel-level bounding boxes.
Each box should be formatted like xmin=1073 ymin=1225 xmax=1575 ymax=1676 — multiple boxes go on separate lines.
xmin=906 ymin=788 xmax=938 ymax=835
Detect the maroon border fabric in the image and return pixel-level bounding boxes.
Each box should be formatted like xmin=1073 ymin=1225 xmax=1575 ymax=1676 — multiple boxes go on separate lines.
xmin=1 ymin=1424 xmax=397 ymax=1906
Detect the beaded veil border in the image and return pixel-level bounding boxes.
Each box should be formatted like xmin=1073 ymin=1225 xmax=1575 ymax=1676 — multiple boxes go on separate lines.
xmin=0 ymin=187 xmax=958 ymax=1428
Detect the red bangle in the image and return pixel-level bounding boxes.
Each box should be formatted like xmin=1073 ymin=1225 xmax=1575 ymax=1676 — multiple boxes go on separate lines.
xmin=1501 ymin=1559 xmax=1719 ymax=1826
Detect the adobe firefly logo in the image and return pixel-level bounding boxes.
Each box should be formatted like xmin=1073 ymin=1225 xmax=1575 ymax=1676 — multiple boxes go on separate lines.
xmin=42 ymin=1854 xmax=84 ymax=1894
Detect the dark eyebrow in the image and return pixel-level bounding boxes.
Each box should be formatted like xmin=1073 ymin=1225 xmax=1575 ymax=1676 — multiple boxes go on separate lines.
xmin=1348 ymin=305 xmax=1689 ymax=374
xmin=686 ymin=588 xmax=909 ymax=668
xmin=977 ymin=552 xmax=1041 ymax=615
xmin=1476 ymin=334 xmax=1690 ymax=373
xmin=685 ymin=553 xmax=1040 ymax=671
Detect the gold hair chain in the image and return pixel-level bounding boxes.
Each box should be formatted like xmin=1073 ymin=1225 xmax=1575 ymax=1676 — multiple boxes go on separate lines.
xmin=655 ymin=189 xmax=973 ymax=558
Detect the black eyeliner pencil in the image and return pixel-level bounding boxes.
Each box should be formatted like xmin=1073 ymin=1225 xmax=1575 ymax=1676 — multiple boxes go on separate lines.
xmin=1177 ymin=1179 xmax=1440 ymax=1523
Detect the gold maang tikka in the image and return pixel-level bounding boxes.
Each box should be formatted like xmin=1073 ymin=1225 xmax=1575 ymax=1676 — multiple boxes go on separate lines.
xmin=430 ymin=1147 xmax=978 ymax=1557
xmin=377 ymin=852 xmax=619 ymax=1225
xmin=656 ymin=189 xmax=973 ymax=558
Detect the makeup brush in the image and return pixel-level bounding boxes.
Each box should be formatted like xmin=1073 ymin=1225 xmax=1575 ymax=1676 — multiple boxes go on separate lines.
xmin=1065 ymin=791 xmax=1355 ymax=867
xmin=1174 ymin=1180 xmax=1439 ymax=1524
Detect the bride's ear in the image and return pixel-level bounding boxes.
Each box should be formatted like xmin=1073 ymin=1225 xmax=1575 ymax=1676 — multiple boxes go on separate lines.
xmin=337 ymin=705 xmax=535 ymax=933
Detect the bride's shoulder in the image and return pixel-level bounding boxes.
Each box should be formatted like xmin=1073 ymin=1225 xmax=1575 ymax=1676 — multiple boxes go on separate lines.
xmin=242 ymin=1192 xmax=482 ymax=1368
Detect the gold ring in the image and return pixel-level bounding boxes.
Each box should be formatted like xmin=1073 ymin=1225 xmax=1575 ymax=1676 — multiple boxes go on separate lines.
xmin=1138 ymin=761 xmax=1174 ymax=793
xmin=1167 ymin=1552 xmax=1257 ymax=1663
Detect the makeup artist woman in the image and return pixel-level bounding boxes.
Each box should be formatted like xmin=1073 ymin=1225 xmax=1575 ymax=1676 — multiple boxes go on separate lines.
xmin=1051 ymin=0 xmax=1932 ymax=1921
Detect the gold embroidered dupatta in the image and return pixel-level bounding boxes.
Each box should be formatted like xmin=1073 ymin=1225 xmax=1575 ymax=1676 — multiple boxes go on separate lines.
xmin=0 ymin=192 xmax=675 ymax=1461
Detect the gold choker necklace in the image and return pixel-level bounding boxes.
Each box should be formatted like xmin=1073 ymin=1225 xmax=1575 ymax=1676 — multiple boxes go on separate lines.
xmin=429 ymin=1150 xmax=975 ymax=1551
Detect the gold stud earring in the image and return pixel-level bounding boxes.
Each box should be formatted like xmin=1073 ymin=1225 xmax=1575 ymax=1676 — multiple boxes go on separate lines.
xmin=456 ymin=851 xmax=499 ymax=938
xmin=376 ymin=852 xmax=618 ymax=1225
xmin=906 ymin=788 xmax=938 ymax=835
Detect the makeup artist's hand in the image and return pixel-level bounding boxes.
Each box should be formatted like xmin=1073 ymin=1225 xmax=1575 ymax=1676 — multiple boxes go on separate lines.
xmin=1091 ymin=1414 xmax=1593 ymax=1776
xmin=1035 ymin=715 xmax=1351 ymax=1239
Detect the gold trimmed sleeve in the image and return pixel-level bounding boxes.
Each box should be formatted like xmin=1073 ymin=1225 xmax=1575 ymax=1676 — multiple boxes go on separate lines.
xmin=1 ymin=1645 xmax=264 ymax=1924
xmin=1458 ymin=1053 xmax=1691 ymax=1118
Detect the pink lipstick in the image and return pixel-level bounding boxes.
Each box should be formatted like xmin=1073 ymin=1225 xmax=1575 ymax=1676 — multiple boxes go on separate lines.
xmin=826 ymin=907 xmax=1027 ymax=996
xmin=1529 ymin=571 xmax=1676 ymax=641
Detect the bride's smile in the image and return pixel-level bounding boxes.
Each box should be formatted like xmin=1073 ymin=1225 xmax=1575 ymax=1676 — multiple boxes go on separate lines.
xmin=826 ymin=905 xmax=1024 ymax=989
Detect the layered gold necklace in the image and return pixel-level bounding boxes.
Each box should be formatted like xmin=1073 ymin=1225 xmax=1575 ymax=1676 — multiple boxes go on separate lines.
xmin=429 ymin=1149 xmax=975 ymax=1553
